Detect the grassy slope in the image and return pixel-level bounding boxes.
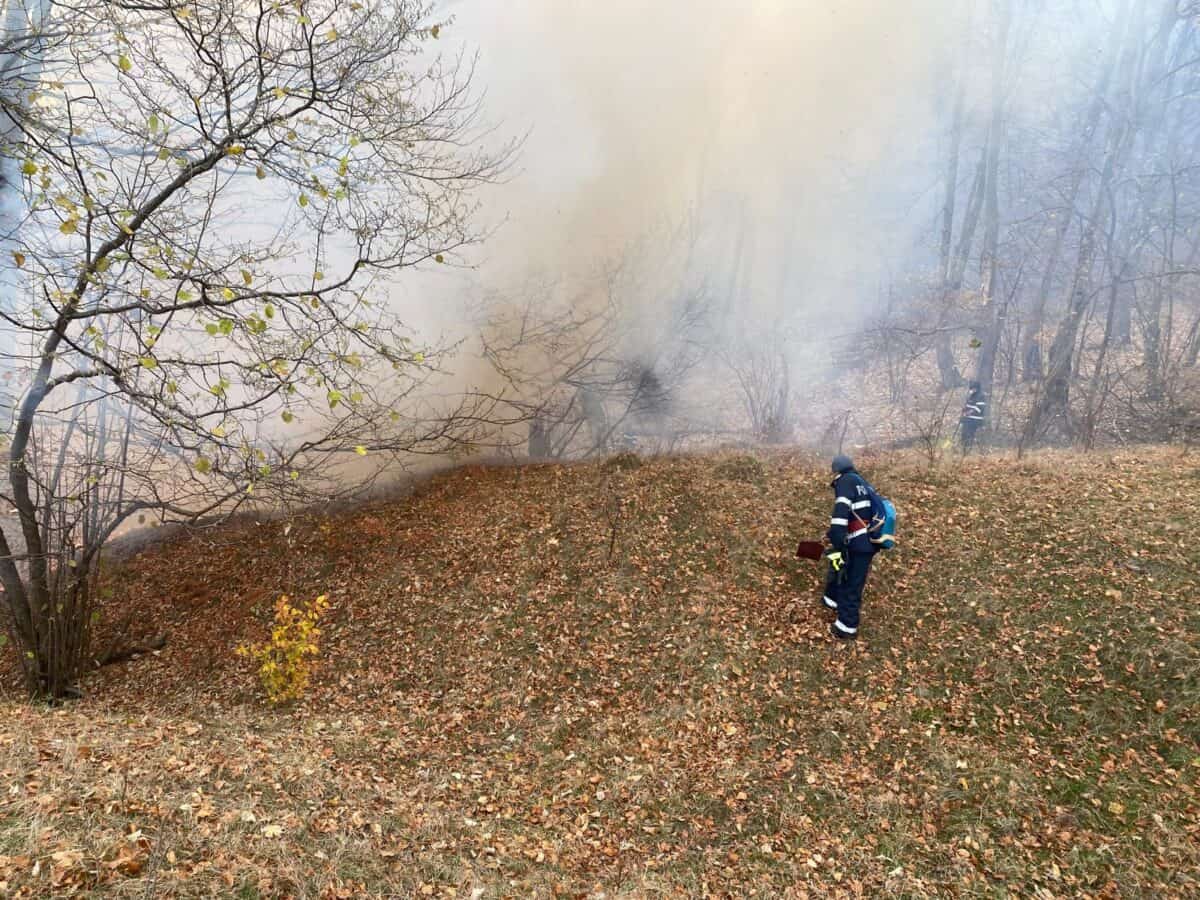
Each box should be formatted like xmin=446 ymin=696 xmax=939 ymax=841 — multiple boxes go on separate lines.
xmin=0 ymin=449 xmax=1197 ymax=898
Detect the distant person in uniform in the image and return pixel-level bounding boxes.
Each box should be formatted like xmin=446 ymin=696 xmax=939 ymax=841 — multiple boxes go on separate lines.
xmin=960 ymin=381 xmax=986 ymax=452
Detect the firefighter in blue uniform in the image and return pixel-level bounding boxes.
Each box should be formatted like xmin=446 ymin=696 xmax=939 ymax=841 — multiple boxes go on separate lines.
xmin=822 ymin=454 xmax=877 ymax=640
xmin=960 ymin=381 xmax=986 ymax=452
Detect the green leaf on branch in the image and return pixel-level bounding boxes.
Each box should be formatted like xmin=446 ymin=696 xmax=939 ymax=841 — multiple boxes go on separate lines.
xmin=194 ymin=457 xmax=212 ymax=474
xmin=327 ymin=390 xmax=343 ymax=409
xmin=118 ymin=55 xmax=132 ymax=72
xmin=139 ymin=356 xmax=157 ymax=369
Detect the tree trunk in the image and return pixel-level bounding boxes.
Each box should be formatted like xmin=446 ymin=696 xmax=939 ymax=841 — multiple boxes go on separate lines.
xmin=1141 ymin=28 xmax=1187 ymax=402
xmin=972 ymin=0 xmax=1011 ymax=402
xmin=932 ymin=4 xmax=976 ymax=393
xmin=936 ymin=150 xmax=988 ymax=391
xmin=1025 ymin=1 xmax=1136 ymax=444
xmin=1020 ymin=1 xmax=1132 ymax=382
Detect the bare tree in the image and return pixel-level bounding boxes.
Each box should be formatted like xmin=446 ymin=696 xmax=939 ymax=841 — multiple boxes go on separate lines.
xmin=719 ymin=320 xmax=794 ymax=443
xmin=969 ymin=0 xmax=1012 ymax=402
xmin=478 ymin=226 xmax=713 ymax=459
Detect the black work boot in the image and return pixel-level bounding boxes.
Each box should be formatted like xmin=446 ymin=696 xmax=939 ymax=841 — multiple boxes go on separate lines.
xmin=830 ymin=621 xmax=857 ymax=641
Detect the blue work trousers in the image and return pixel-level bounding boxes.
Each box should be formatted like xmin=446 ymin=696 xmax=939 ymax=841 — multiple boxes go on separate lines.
xmin=824 ymin=551 xmax=875 ymax=635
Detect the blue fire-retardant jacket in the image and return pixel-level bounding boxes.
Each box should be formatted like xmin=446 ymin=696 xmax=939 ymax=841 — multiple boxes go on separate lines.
xmin=961 ymin=389 xmax=986 ymax=424
xmin=827 ymin=468 xmax=875 ymax=554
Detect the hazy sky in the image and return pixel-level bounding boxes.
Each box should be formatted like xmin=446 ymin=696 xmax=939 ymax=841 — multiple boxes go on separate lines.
xmin=436 ymin=0 xmax=958 ymax=332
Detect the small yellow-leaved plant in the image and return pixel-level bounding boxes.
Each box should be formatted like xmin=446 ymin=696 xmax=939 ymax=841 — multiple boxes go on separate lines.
xmin=238 ymin=594 xmax=329 ymax=704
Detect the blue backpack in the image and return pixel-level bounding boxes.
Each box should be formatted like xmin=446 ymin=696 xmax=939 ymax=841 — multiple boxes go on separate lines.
xmin=859 ymin=478 xmax=897 ymax=550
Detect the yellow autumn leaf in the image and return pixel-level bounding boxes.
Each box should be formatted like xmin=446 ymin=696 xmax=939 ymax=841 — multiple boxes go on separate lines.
xmin=59 ymin=218 xmax=78 ymax=235
xmin=12 ymin=251 xmax=25 ymax=268
xmin=354 ymin=446 xmax=367 ymax=456
xmin=221 ymin=287 xmax=235 ymax=300
xmin=241 ymin=269 xmax=253 ymax=285
xmin=118 ymin=54 xmax=132 ymax=72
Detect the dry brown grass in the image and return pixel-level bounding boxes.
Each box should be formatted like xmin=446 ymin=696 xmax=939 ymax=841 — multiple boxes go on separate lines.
xmin=1 ymin=447 xmax=1197 ymax=897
